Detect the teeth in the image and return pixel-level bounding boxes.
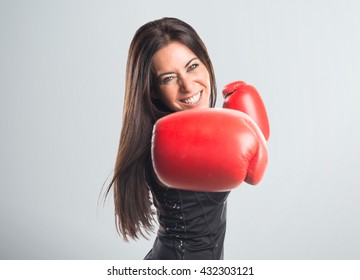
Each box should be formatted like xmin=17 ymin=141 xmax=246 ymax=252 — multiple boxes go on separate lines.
xmin=182 ymin=91 xmax=202 ymax=104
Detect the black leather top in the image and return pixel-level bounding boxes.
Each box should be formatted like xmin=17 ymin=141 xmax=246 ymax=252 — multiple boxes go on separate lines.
xmin=144 ymin=183 xmax=230 ymax=260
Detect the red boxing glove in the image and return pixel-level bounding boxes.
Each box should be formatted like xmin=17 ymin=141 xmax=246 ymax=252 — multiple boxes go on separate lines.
xmin=223 ymin=81 xmax=270 ymax=141
xmin=151 ymin=109 xmax=268 ymax=192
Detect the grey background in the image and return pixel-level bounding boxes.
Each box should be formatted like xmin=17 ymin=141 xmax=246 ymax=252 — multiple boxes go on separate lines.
xmin=1 ymin=0 xmax=359 ymax=259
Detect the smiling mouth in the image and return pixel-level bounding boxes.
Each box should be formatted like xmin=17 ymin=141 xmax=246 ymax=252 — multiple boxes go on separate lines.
xmin=180 ymin=91 xmax=202 ymax=105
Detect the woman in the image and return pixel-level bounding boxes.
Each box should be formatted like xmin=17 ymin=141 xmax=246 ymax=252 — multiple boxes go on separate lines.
xmin=106 ymin=17 xmax=229 ymax=259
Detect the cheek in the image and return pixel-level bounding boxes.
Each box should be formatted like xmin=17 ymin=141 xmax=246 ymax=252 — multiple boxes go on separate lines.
xmin=199 ymin=68 xmax=211 ymax=88
xmin=158 ymin=87 xmax=178 ymax=106
xmin=202 ymin=74 xmax=211 ymax=93
xmin=159 ymin=87 xmax=172 ymax=99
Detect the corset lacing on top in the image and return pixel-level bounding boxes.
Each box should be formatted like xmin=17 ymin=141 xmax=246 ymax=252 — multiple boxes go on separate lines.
xmin=144 ymin=183 xmax=230 ymax=260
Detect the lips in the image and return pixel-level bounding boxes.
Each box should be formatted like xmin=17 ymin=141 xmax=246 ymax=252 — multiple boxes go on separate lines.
xmin=180 ymin=91 xmax=202 ymax=105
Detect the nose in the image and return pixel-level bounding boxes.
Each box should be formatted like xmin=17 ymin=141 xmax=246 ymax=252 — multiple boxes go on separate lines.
xmin=178 ymin=75 xmax=194 ymax=93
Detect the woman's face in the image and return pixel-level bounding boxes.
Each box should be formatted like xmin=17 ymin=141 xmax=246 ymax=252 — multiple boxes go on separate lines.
xmin=152 ymin=41 xmax=211 ymax=111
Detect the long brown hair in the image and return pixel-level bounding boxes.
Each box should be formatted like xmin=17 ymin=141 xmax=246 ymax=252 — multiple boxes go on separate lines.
xmin=106 ymin=17 xmax=217 ymax=241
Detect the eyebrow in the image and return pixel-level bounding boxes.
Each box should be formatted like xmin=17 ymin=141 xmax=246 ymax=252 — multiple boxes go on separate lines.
xmin=157 ymin=57 xmax=199 ymax=78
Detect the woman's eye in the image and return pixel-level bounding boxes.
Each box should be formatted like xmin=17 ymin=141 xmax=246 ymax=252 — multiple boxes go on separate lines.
xmin=187 ymin=63 xmax=199 ymax=72
xmin=162 ymin=75 xmax=176 ymax=85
